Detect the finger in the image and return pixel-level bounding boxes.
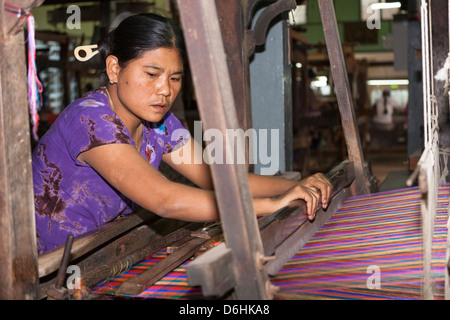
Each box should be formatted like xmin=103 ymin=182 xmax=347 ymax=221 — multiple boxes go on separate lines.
xmin=286 ymin=185 xmax=319 ymax=220
xmin=306 ymin=189 xmax=319 ymax=220
xmin=310 ymin=186 xmax=323 ymax=208
xmin=302 ymin=190 xmax=312 ymax=219
xmin=320 ymin=184 xmax=332 ymax=208
xmin=304 ymin=174 xmax=331 ymax=190
xmin=306 ymin=198 xmax=314 ymax=220
xmin=311 ymin=176 xmax=332 ymax=208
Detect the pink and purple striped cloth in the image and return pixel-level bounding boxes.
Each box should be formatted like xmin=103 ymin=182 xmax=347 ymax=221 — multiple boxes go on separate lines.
xmin=90 ymin=184 xmax=450 ymax=300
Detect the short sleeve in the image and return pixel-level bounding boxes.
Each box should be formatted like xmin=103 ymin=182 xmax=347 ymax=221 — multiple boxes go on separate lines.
xmin=58 ymin=91 xmax=134 ymax=165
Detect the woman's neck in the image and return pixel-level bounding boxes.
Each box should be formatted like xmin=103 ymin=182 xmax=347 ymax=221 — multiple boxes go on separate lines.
xmin=105 ymin=84 xmax=143 ymax=148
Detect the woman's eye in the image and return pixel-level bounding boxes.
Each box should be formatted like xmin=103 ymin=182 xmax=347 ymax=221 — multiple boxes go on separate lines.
xmin=171 ymin=77 xmax=182 ymax=82
xmin=146 ymin=72 xmax=157 ymax=78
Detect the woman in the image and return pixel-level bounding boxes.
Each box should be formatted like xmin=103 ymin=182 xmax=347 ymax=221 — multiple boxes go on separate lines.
xmin=33 ymin=13 xmax=332 ymax=254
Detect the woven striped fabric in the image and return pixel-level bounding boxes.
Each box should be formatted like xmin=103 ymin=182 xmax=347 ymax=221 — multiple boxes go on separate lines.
xmin=90 ymin=249 xmax=207 ymax=299
xmin=90 ymin=185 xmax=450 ymax=300
xmin=272 ymin=185 xmax=450 ymax=300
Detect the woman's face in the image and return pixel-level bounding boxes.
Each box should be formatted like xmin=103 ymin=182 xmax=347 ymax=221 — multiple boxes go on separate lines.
xmin=110 ymin=47 xmax=184 ymax=124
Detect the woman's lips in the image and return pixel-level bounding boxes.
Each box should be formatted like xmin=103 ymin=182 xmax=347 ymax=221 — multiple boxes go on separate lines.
xmin=151 ymin=104 xmax=166 ymax=112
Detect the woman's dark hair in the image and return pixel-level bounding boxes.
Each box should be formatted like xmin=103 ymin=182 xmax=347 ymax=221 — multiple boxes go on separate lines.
xmin=98 ymin=13 xmax=186 ymax=72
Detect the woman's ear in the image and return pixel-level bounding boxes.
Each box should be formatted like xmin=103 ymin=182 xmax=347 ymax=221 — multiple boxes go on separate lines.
xmin=105 ymin=55 xmax=120 ymax=83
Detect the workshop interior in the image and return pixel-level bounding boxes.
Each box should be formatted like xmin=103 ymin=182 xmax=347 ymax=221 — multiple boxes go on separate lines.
xmin=0 ymin=0 xmax=449 ymax=301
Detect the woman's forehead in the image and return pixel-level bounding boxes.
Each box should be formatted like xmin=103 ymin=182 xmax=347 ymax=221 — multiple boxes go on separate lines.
xmin=131 ymin=47 xmax=184 ymax=71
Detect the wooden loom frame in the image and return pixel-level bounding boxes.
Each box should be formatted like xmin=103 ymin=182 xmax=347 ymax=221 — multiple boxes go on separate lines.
xmin=0 ymin=0 xmax=446 ymax=300
xmin=175 ymin=0 xmax=374 ymax=299
xmin=405 ymin=0 xmax=450 ymax=300
xmin=0 ymin=0 xmax=373 ymax=300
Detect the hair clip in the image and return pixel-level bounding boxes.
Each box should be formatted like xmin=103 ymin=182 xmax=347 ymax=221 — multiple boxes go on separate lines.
xmin=74 ymin=44 xmax=99 ymax=62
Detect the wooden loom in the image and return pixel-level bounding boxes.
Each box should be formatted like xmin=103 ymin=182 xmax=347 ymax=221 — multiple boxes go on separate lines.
xmin=0 ymin=0 xmax=448 ymax=300
xmin=404 ymin=0 xmax=450 ymax=300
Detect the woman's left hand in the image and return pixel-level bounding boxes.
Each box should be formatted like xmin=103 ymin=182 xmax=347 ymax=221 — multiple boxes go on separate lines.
xmin=298 ymin=173 xmax=333 ymax=210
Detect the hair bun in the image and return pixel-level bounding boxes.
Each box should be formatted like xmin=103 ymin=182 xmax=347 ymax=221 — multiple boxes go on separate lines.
xmin=97 ymin=29 xmax=116 ymax=62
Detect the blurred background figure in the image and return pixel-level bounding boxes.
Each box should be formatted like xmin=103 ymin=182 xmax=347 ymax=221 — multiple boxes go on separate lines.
xmin=372 ymin=89 xmax=404 ymax=131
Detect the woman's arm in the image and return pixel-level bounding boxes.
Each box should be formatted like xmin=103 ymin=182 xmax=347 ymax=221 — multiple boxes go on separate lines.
xmin=164 ymin=139 xmax=333 ymax=220
xmin=162 ymin=138 xmax=213 ymax=190
xmin=77 ymin=143 xmax=284 ymax=221
xmin=78 ymin=140 xmax=331 ymax=222
xmin=247 ymin=173 xmax=298 ymax=197
xmin=163 ymin=138 xmax=333 ymax=219
xmin=78 ymin=143 xmax=221 ymax=222
xmin=248 ymin=172 xmax=332 ymax=206
xmin=247 ymin=172 xmax=333 ymax=219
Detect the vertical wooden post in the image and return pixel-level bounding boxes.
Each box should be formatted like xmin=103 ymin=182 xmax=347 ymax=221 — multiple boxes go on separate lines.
xmin=0 ymin=0 xmax=41 ymax=299
xmin=215 ymin=0 xmax=252 ymax=133
xmin=177 ymin=0 xmax=271 ymax=299
xmin=214 ymin=0 xmax=259 ymax=172
xmin=318 ymin=0 xmax=371 ymax=195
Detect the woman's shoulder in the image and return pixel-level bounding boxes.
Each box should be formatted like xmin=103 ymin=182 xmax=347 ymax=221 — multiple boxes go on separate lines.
xmin=68 ymin=88 xmax=109 ymax=112
xmin=58 ymin=88 xmax=111 ymax=122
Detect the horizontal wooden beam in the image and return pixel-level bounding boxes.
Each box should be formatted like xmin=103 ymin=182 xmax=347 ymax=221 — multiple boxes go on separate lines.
xmin=115 ymin=225 xmax=221 ymax=296
xmin=185 ymin=161 xmax=355 ymax=298
xmin=265 ymin=186 xmax=351 ymax=275
xmin=260 ymin=164 xmax=355 ymax=276
xmin=38 ymin=209 xmax=158 ymax=278
xmin=38 ymin=214 xmax=203 ymax=299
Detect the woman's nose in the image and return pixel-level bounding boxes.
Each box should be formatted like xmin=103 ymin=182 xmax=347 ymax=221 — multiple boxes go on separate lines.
xmin=156 ymin=77 xmax=171 ymax=96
